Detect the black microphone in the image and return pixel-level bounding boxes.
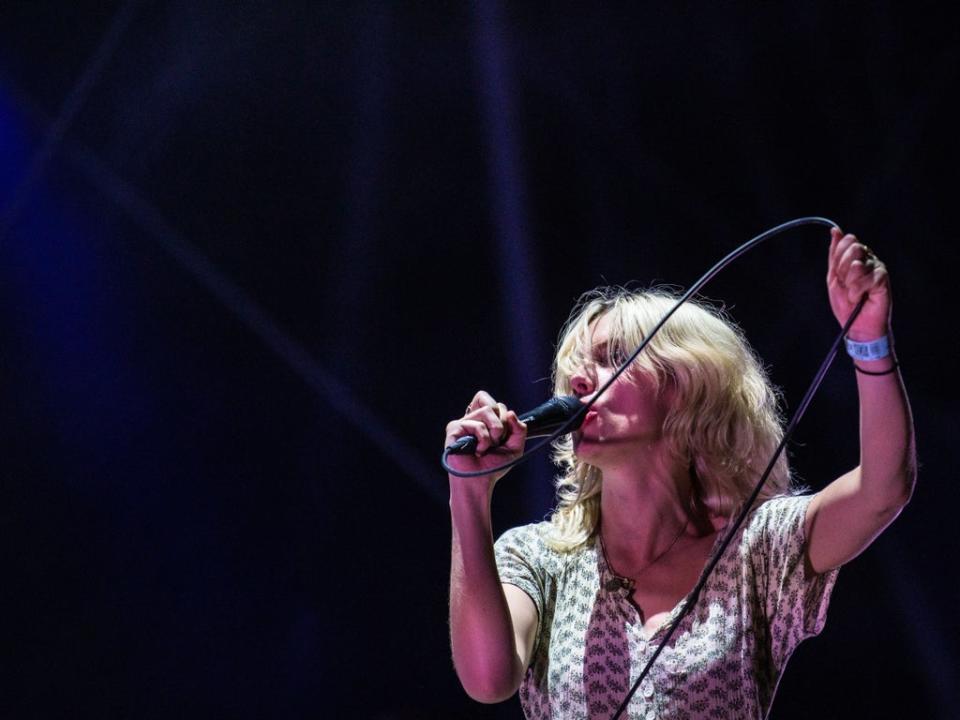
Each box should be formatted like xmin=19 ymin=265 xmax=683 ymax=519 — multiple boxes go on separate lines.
xmin=446 ymin=394 xmax=585 ymax=455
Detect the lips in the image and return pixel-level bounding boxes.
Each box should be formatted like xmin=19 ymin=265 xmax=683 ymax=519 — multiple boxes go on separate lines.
xmin=573 ymin=410 xmax=598 ymax=447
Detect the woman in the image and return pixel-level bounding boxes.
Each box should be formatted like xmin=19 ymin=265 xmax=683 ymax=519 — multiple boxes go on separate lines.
xmin=446 ymin=228 xmax=915 ymax=719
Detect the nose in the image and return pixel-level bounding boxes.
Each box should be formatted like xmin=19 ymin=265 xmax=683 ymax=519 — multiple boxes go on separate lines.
xmin=569 ymin=363 xmax=595 ymax=398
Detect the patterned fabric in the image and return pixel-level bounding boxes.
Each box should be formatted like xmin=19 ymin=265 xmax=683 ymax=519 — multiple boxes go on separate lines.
xmin=494 ymin=494 xmax=838 ymax=720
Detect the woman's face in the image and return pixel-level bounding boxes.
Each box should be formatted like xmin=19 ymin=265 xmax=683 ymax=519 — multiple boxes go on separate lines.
xmin=569 ymin=312 xmax=673 ymax=463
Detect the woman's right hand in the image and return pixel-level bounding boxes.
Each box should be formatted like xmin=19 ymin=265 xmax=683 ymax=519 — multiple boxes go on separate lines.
xmin=444 ymin=390 xmax=528 ymax=488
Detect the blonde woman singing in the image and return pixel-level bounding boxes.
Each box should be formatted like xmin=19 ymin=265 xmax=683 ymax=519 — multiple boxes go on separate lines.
xmin=446 ymin=228 xmax=915 ymax=719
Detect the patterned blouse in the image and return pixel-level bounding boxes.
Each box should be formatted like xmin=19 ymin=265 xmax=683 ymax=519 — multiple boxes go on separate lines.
xmin=493 ymin=494 xmax=838 ymax=720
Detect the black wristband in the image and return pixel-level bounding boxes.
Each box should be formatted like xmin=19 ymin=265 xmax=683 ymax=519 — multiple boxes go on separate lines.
xmin=853 ymin=361 xmax=899 ymax=376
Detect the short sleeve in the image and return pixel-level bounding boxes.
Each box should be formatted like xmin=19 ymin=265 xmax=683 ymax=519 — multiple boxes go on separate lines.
xmin=749 ymin=494 xmax=840 ymax=669
xmin=493 ymin=524 xmax=548 ymax=622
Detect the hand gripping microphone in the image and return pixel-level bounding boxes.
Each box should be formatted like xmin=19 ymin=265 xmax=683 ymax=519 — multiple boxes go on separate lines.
xmin=446 ymin=395 xmax=585 ymax=456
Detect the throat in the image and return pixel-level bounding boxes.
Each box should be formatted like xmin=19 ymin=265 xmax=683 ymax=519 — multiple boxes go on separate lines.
xmin=599 ymin=516 xmax=690 ymax=582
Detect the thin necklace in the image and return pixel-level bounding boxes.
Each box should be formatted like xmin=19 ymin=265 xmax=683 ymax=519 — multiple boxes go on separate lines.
xmin=599 ymin=517 xmax=690 ymax=592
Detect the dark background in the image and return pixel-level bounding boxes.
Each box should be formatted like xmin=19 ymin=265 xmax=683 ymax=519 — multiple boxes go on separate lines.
xmin=1 ymin=2 xmax=957 ymax=718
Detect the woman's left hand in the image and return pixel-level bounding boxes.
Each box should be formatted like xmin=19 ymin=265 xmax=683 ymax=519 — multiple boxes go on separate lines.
xmin=826 ymin=227 xmax=891 ymax=340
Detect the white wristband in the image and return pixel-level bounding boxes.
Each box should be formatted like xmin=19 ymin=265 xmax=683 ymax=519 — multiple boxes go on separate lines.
xmin=844 ymin=335 xmax=890 ymax=361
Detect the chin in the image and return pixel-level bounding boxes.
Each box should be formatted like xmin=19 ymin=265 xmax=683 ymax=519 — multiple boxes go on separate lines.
xmin=572 ymin=435 xmax=601 ymax=458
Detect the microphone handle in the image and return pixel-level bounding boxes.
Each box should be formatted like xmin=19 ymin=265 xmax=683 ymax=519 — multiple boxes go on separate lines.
xmin=446 ymin=435 xmax=480 ymax=456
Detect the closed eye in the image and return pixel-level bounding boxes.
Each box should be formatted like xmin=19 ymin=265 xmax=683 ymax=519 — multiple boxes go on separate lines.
xmin=592 ymin=342 xmax=612 ymax=367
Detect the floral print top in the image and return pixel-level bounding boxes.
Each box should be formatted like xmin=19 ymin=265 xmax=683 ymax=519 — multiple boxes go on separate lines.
xmin=494 ymin=494 xmax=838 ymax=719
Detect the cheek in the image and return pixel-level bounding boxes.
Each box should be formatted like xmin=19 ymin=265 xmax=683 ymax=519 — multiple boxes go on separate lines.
xmin=595 ymin=367 xmax=615 ymax=386
xmin=655 ymin=382 xmax=674 ymax=412
xmin=605 ymin=377 xmax=647 ymax=414
xmin=597 ymin=369 xmax=633 ymax=402
xmin=624 ymin=374 xmax=670 ymax=419
xmin=642 ymin=377 xmax=675 ymax=417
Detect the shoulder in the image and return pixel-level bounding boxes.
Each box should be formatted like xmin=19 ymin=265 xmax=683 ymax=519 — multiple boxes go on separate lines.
xmin=739 ymin=493 xmax=818 ymax=568
xmin=495 ymin=521 xmax=553 ymax=558
xmin=746 ymin=493 xmax=815 ymax=536
xmin=495 ymin=521 xmax=581 ymax=576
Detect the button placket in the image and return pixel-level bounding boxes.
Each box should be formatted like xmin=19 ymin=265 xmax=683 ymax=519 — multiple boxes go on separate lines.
xmin=641 ymin=678 xmax=655 ymax=699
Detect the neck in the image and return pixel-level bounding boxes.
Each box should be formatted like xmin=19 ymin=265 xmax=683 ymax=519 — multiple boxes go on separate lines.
xmin=596 ymin=445 xmax=700 ymax=571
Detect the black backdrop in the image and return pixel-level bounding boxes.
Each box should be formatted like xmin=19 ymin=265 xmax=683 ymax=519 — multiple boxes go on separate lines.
xmin=2 ymin=3 xmax=957 ymax=718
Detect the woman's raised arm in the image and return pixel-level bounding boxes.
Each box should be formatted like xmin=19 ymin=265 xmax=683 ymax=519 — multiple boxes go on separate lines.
xmin=804 ymin=228 xmax=917 ymax=574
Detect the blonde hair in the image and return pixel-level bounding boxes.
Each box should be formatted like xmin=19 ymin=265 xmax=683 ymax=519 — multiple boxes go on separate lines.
xmin=546 ymin=287 xmax=794 ymax=551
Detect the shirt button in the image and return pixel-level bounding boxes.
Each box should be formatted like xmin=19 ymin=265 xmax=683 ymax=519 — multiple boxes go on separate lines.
xmin=642 ymin=681 xmax=654 ymax=699
xmin=644 ymin=708 xmax=656 ymax=720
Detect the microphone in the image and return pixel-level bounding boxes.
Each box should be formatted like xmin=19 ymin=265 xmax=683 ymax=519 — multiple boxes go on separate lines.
xmin=446 ymin=394 xmax=585 ymax=455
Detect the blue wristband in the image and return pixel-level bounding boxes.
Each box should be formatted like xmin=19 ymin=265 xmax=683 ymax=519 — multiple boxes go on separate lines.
xmin=844 ymin=335 xmax=890 ymax=361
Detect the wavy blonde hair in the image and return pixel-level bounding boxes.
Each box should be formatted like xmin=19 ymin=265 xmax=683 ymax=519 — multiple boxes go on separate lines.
xmin=546 ymin=287 xmax=795 ymax=551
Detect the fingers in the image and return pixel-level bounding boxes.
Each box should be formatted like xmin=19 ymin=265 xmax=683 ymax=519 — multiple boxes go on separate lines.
xmin=828 ymin=230 xmax=886 ymax=293
xmin=447 ymin=392 xmax=527 ymax=455
xmin=829 ymin=226 xmax=842 ymax=251
xmin=464 ymin=389 xmax=497 ymax=415
xmin=844 ymin=263 xmax=889 ymax=304
xmin=500 ymin=408 xmax=528 ymax=452
xmin=829 ymin=231 xmax=860 ymax=279
xmin=452 ymin=419 xmax=495 ymax=452
xmin=470 ymin=405 xmax=506 ymax=451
